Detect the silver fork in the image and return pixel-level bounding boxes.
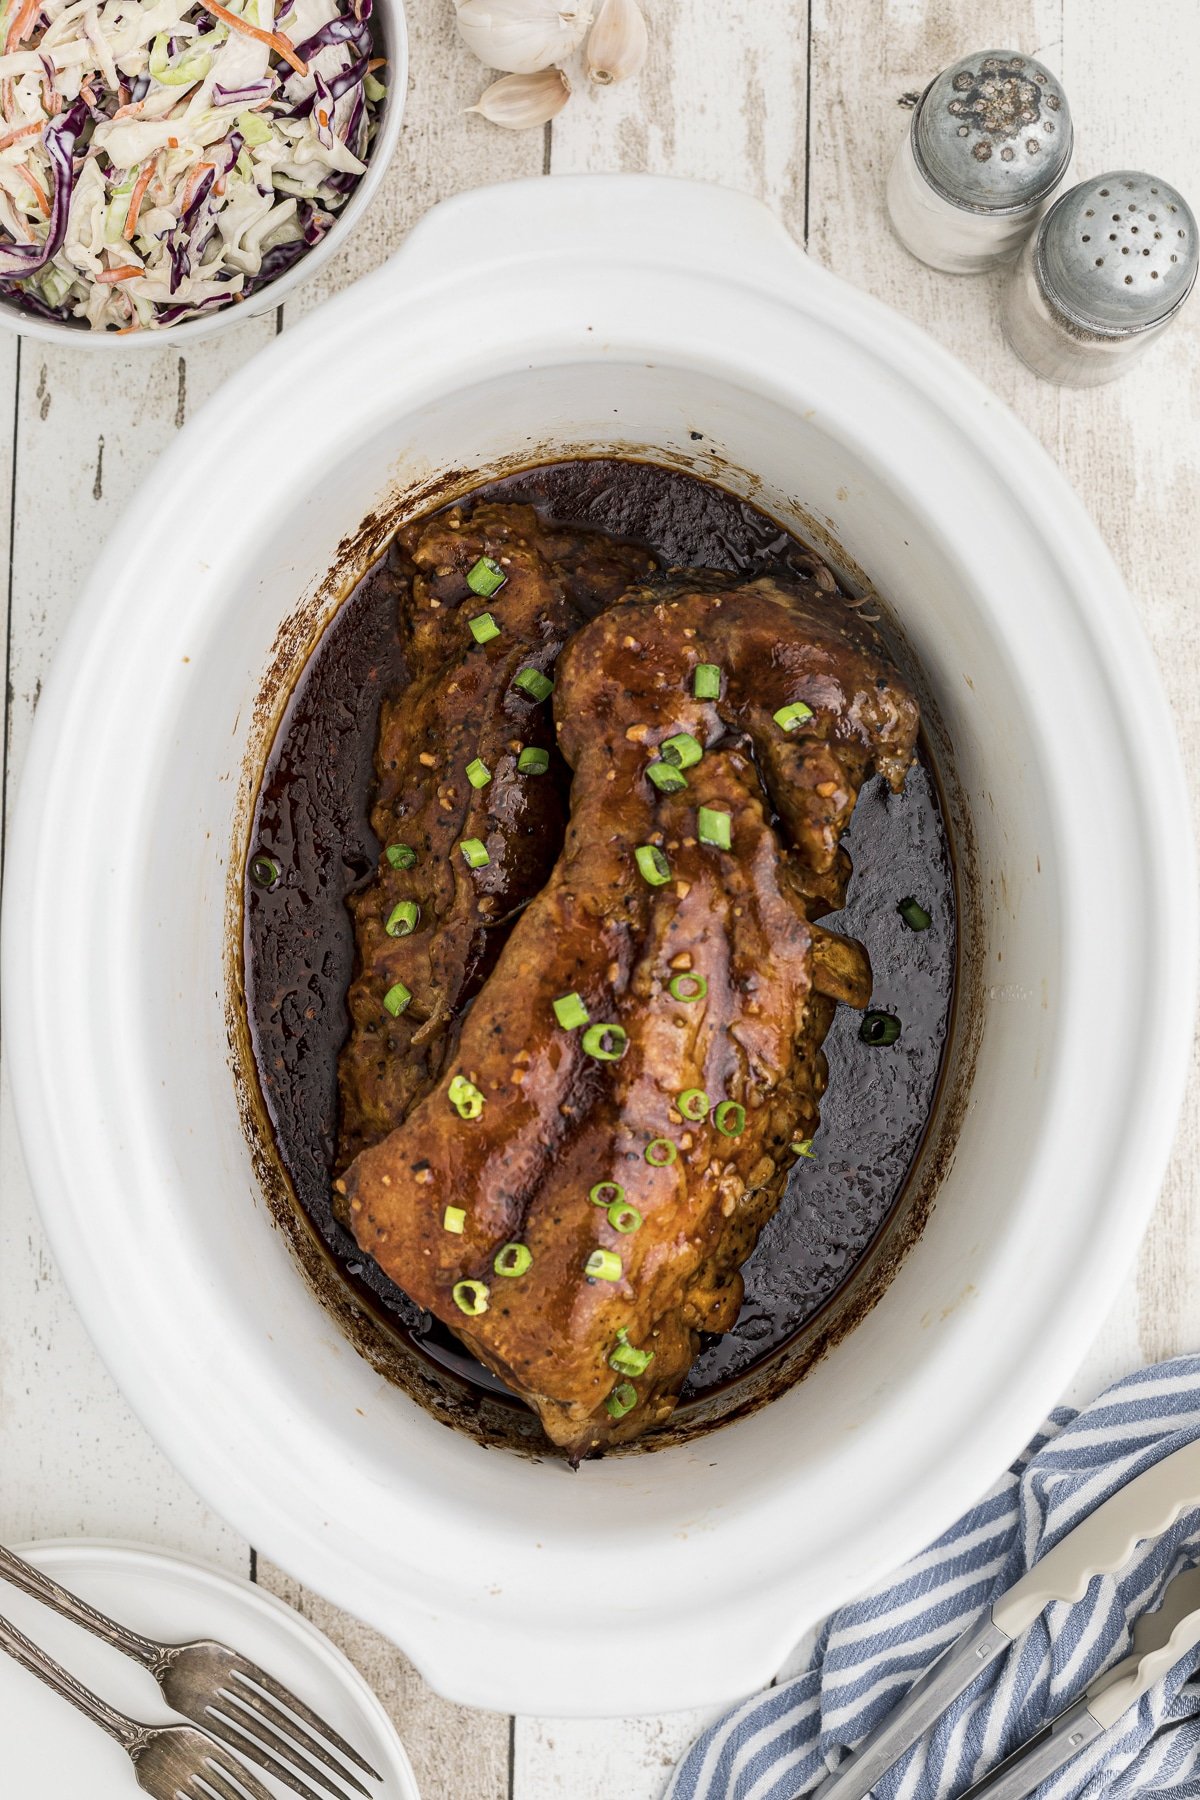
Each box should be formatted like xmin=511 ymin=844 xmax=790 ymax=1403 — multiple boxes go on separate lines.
xmin=0 ymin=1607 xmax=275 ymax=1800
xmin=0 ymin=1545 xmax=380 ymax=1797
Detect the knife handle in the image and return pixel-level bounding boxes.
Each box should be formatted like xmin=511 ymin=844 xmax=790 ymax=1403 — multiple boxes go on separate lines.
xmin=809 ymin=1614 xmax=1012 ymax=1800
xmin=962 ymin=1697 xmax=1103 ymax=1800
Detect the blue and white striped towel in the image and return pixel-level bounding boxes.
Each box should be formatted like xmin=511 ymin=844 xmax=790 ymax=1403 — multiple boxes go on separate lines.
xmin=668 ymin=1358 xmax=1200 ymax=1800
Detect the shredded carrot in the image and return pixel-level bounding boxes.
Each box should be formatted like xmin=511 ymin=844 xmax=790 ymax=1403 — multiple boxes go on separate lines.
xmin=5 ymin=0 xmax=40 ymax=53
xmin=214 ymin=175 xmax=225 ymax=196
xmin=80 ymin=77 xmax=96 ymax=104
xmin=111 ymin=98 xmax=145 ymax=119
xmin=118 ymin=80 xmax=129 ymax=107
xmin=16 ymin=160 xmax=48 ymax=215
xmin=196 ymin=0 xmax=308 ymax=75
xmin=123 ymin=151 xmax=158 ymax=240
xmin=167 ymin=134 xmax=178 ymax=147
xmin=0 ymin=119 xmax=43 ymax=150
xmin=365 ymin=56 xmax=386 ymax=71
xmin=96 ymin=264 xmax=143 ymax=283
xmin=180 ymin=157 xmax=214 ymax=210
xmin=114 ymin=324 xmax=142 ymax=334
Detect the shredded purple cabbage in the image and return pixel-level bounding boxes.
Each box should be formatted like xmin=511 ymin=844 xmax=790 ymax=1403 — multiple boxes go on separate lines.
xmin=0 ymin=98 xmax=87 ymax=280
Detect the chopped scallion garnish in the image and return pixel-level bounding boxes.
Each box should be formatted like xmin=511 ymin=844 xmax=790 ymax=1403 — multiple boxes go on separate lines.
xmin=518 ymin=746 xmax=550 ymax=775
xmin=494 ymin=1242 xmax=533 ymax=1277
xmin=668 ymin=972 xmax=708 ymax=1003
xmin=677 ymin=1088 xmax=710 ymax=1121
xmin=608 ymin=1202 xmax=642 ymax=1234
xmin=452 ymin=1278 xmax=489 ymax=1316
xmin=791 ymin=1139 xmax=815 ymax=1158
xmin=249 ymin=852 xmax=281 ymax=889
xmin=714 ymin=1100 xmax=746 ymax=1137
xmin=383 ymin=982 xmax=412 ymax=1017
xmin=585 ymin=1248 xmax=623 ymax=1282
xmin=605 ymin=1381 xmax=638 ymax=1419
xmin=609 ymin=1329 xmax=655 ymax=1377
xmin=466 ymin=556 xmax=507 ymax=598
xmin=635 ymin=844 xmax=671 ymax=886
xmin=448 ymin=1074 xmax=486 ymax=1118
xmin=660 ymin=731 xmax=703 ymax=770
xmin=443 ymin=1205 xmax=466 ymax=1234
xmin=459 ymin=838 xmax=490 ymax=869
xmin=582 ymin=1022 xmax=628 ymax=1062
xmin=514 ymin=667 xmax=554 ymax=702
xmin=697 ymin=807 xmax=732 ymax=851
xmin=469 ymin=611 xmax=501 ymax=644
xmin=693 ymin=663 xmax=722 ymax=699
xmin=898 ymin=897 xmax=932 ymax=931
xmin=774 ymin=700 xmax=814 ymax=732
xmin=644 ymin=1138 xmax=677 ymax=1167
xmin=466 ymin=757 xmax=492 ymax=789
xmin=860 ymin=1011 xmax=902 ymax=1047
xmin=647 ymin=760 xmax=688 ymax=794
xmin=553 ymin=991 xmax=591 ymax=1030
xmin=589 ymin=1181 xmax=625 ymax=1208
xmin=385 ymin=899 xmax=420 ymax=937
xmin=386 ymin=843 xmax=417 ymax=869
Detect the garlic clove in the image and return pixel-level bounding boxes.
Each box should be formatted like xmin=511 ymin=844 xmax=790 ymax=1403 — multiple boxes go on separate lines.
xmin=454 ymin=0 xmax=592 ymax=76
xmin=468 ymin=66 xmax=572 ymax=128
xmin=585 ymin=0 xmax=647 ymax=85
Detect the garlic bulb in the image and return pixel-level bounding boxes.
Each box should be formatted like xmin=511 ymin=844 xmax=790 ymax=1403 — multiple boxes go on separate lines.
xmin=454 ymin=0 xmax=592 ymax=76
xmin=586 ymin=0 xmax=647 ymax=84
xmin=469 ymin=67 xmax=572 ymax=128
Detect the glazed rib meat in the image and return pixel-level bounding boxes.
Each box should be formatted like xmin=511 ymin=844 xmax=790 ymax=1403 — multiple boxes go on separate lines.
xmin=337 ymin=572 xmax=919 ymax=1455
xmin=336 ymin=504 xmax=654 ymax=1178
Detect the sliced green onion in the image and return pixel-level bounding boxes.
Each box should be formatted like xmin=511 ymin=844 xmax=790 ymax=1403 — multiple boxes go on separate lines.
xmin=697 ymin=806 xmax=732 ymax=851
xmin=898 ymin=897 xmax=932 ymax=931
xmin=443 ymin=1205 xmax=466 ymax=1234
xmin=635 ymin=844 xmax=671 ymax=886
xmin=249 ymin=852 xmax=280 ymax=889
xmin=605 ymin=1381 xmax=638 ymax=1420
xmin=582 ymin=1022 xmax=628 ymax=1062
xmin=644 ymin=1138 xmax=677 ymax=1167
xmin=518 ymin=746 xmax=550 ymax=775
xmin=459 ymin=838 xmax=490 ymax=869
xmin=585 ymin=1248 xmax=623 ymax=1282
xmin=386 ymin=843 xmax=417 ymax=869
xmin=609 ymin=1330 xmax=655 ymax=1377
xmin=693 ymin=663 xmax=722 ymax=699
xmin=647 ymin=760 xmax=688 ymax=794
xmin=553 ymin=991 xmax=590 ymax=1030
xmin=660 ymin=731 xmax=703 ymax=770
xmin=452 ymin=1278 xmax=489 ymax=1316
xmin=449 ymin=1074 xmax=486 ymax=1118
xmin=383 ymin=982 xmax=412 ymax=1018
xmin=494 ymin=1242 xmax=533 ymax=1277
xmin=668 ymin=971 xmax=708 ymax=1002
xmin=514 ymin=666 xmax=554 ymax=702
xmin=714 ymin=1100 xmax=746 ymax=1137
xmin=469 ymin=611 xmax=501 ymax=644
xmin=589 ymin=1181 xmax=625 ymax=1208
xmin=385 ymin=899 xmax=420 ymax=937
xmin=608 ymin=1201 xmax=642 ymax=1234
xmin=466 ymin=757 xmax=492 ymax=789
xmin=791 ymin=1138 xmax=815 ymax=1158
xmin=677 ymin=1088 xmax=710 ymax=1121
xmin=774 ymin=700 xmax=815 ymax=732
xmin=860 ymin=1011 xmax=902 ymax=1047
xmin=466 ymin=556 xmax=507 ymax=598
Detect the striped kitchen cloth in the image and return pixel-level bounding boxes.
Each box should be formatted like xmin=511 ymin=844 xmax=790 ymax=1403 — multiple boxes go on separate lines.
xmin=667 ymin=1357 xmax=1200 ymax=1800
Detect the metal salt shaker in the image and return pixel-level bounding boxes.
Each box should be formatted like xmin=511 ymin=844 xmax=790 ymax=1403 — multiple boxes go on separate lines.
xmin=1002 ymin=171 xmax=1198 ymax=385
xmin=887 ymin=50 xmax=1073 ymax=274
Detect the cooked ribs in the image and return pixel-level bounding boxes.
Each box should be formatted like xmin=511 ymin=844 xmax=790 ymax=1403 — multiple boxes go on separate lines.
xmin=337 ymin=560 xmax=919 ymax=1456
xmin=336 ymin=504 xmax=654 ymax=1180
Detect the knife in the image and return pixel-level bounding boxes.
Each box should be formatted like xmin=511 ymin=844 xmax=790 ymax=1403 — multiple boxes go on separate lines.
xmin=809 ymin=1437 xmax=1200 ymax=1800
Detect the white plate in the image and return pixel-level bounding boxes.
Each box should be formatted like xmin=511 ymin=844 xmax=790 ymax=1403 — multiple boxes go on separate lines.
xmin=1 ymin=1540 xmax=420 ymax=1798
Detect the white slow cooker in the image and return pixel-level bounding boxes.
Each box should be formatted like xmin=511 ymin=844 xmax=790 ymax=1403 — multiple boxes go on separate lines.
xmin=4 ymin=175 xmax=1194 ymax=1717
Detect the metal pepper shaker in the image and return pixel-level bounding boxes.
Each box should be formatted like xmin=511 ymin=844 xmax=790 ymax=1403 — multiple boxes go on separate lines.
xmin=1002 ymin=171 xmax=1198 ymax=385
xmin=887 ymin=50 xmax=1073 ymax=274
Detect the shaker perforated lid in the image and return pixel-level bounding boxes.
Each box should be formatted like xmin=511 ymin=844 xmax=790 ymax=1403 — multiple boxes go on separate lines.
xmin=913 ymin=50 xmax=1072 ymax=213
xmin=1035 ymin=171 xmax=1198 ymax=335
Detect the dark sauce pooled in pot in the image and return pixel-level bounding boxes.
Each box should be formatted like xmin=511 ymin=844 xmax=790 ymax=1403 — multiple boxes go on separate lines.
xmin=244 ymin=460 xmax=955 ymax=1406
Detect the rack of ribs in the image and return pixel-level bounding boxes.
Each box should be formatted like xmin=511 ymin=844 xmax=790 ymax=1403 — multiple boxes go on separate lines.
xmin=336 ymin=569 xmax=919 ymax=1457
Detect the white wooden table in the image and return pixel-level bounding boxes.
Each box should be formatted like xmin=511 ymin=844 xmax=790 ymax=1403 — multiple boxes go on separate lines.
xmin=2 ymin=2 xmax=1198 ymax=1794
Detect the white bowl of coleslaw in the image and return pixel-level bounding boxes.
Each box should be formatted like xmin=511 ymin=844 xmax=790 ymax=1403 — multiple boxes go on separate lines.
xmin=0 ymin=0 xmax=406 ymax=341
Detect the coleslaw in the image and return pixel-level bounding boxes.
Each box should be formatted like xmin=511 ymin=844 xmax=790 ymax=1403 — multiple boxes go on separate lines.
xmin=0 ymin=0 xmax=384 ymax=329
